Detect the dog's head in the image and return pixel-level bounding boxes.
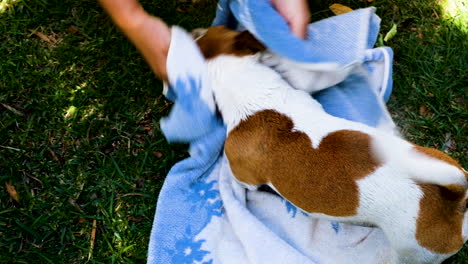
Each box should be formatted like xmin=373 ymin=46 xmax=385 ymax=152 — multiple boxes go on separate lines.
xmin=193 ymin=25 xmax=265 ymax=59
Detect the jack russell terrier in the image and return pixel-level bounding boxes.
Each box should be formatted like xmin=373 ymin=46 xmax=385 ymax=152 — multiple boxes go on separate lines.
xmin=194 ymin=26 xmax=468 ymax=264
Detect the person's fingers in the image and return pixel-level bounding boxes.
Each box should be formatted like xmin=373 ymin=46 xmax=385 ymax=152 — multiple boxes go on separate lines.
xmin=294 ymin=0 xmax=310 ymax=39
xmin=270 ymin=0 xmax=310 ymax=39
xmin=290 ymin=18 xmax=309 ymax=39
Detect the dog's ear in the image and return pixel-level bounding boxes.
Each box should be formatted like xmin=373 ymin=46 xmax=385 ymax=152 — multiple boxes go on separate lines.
xmin=234 ymin=31 xmax=266 ymax=54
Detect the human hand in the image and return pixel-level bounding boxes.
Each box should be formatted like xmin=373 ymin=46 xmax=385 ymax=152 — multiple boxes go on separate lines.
xmin=270 ymin=0 xmax=310 ymax=39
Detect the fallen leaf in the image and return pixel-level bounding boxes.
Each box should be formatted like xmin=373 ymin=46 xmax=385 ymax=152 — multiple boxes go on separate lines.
xmin=119 ymin=193 xmax=145 ymax=198
xmin=154 ymin=151 xmax=163 ymax=158
xmin=88 ymin=219 xmax=97 ymax=261
xmin=384 ymin=24 xmax=398 ymax=42
xmin=128 ymin=216 xmax=143 ymax=222
xmin=48 ymin=148 xmax=62 ymax=163
xmin=329 ymin=3 xmax=353 ymax=15
xmin=1 ymin=103 xmax=24 ymax=116
xmin=134 ymin=138 xmax=145 ymax=145
xmin=6 ymin=183 xmax=19 ymax=202
xmin=419 ymin=105 xmax=427 ymax=115
xmin=367 ymin=0 xmax=375 ymax=2
xmin=176 ymin=7 xmax=186 ymax=13
xmin=69 ymin=25 xmax=79 ymax=34
xmin=30 ymin=30 xmax=55 ymax=43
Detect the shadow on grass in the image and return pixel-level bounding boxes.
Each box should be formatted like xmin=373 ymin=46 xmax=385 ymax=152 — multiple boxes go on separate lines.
xmin=0 ymin=0 xmax=466 ymax=263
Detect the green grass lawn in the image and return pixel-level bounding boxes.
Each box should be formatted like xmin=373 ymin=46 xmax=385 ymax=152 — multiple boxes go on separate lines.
xmin=0 ymin=0 xmax=466 ymax=263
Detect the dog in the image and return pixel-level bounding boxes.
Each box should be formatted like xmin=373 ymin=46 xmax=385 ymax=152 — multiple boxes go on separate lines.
xmin=194 ymin=25 xmax=468 ymax=263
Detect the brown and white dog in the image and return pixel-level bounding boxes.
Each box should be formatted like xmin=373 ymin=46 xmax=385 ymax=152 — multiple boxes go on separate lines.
xmin=195 ymin=26 xmax=468 ymax=264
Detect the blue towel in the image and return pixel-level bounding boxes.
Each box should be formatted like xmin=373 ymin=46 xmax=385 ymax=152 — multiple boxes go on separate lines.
xmin=148 ymin=1 xmax=396 ymax=263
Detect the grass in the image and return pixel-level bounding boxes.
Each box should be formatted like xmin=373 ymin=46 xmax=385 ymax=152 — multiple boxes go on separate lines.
xmin=0 ymin=0 xmax=466 ymax=263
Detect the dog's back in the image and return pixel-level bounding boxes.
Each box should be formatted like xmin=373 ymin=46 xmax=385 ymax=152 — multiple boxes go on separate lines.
xmin=195 ymin=25 xmax=468 ymax=263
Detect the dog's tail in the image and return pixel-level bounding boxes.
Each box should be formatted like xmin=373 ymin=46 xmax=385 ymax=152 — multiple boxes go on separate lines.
xmin=372 ymin=135 xmax=467 ymax=189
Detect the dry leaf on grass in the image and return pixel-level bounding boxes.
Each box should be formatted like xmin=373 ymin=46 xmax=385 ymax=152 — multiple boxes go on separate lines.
xmin=119 ymin=193 xmax=145 ymax=198
xmin=69 ymin=25 xmax=79 ymax=34
xmin=1 ymin=103 xmax=24 ymax=116
xmin=6 ymin=183 xmax=19 ymax=202
xmin=29 ymin=30 xmax=56 ymax=44
xmin=128 ymin=216 xmax=144 ymax=222
xmin=88 ymin=219 xmax=97 ymax=261
xmin=48 ymin=147 xmax=62 ymax=163
xmin=418 ymin=105 xmax=433 ymax=116
xmin=329 ymin=4 xmax=353 ymax=15
xmin=419 ymin=105 xmax=427 ymax=115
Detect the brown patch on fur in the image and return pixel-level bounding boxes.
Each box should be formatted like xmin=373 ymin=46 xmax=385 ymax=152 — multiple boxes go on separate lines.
xmin=224 ymin=110 xmax=380 ymax=216
xmin=195 ymin=25 xmax=265 ymax=59
xmin=416 ymin=183 xmax=466 ymax=254
xmin=413 ymin=145 xmax=467 ymax=253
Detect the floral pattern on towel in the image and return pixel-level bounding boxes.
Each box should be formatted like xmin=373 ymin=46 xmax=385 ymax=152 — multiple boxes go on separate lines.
xmin=168 ymin=226 xmax=214 ymax=264
xmin=184 ymin=179 xmax=224 ymax=217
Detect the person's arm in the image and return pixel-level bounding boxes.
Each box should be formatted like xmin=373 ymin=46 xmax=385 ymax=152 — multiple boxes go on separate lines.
xmin=99 ymin=0 xmax=171 ymax=81
xmin=98 ymin=0 xmax=310 ymax=82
